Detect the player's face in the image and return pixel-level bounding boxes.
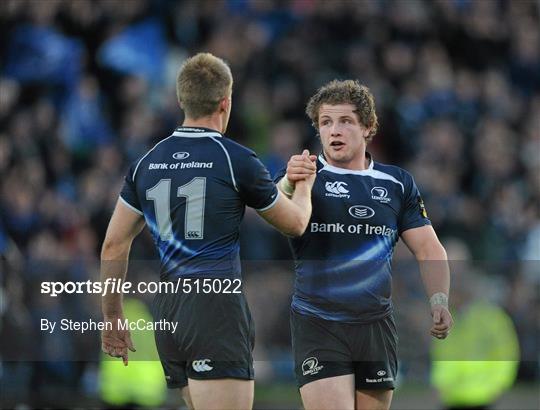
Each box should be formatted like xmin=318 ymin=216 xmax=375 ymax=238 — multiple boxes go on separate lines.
xmin=318 ymin=104 xmax=370 ymax=168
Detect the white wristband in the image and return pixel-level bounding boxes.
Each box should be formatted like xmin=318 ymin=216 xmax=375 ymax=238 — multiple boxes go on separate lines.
xmin=279 ymin=176 xmax=295 ymax=197
xmin=430 ymin=292 xmax=448 ymax=308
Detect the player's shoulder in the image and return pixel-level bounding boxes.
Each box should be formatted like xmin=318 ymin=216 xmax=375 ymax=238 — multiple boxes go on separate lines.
xmin=372 ymin=160 xmax=414 ymax=184
xmin=137 ymin=134 xmax=179 ymax=160
xmin=127 ymin=134 xmax=177 ymax=177
xmin=219 ymin=136 xmax=258 ymax=160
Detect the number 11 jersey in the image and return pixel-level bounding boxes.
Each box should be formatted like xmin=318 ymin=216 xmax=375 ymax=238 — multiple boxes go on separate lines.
xmin=119 ymin=126 xmax=279 ymax=280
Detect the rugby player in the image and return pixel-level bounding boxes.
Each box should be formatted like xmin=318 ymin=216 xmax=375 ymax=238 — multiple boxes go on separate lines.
xmin=100 ymin=53 xmax=316 ymax=410
xmin=276 ymin=80 xmax=453 ymax=410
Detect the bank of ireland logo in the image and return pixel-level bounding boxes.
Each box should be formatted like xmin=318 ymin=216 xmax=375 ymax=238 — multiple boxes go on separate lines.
xmin=192 ymin=359 xmax=213 ymax=372
xmin=325 ymin=181 xmax=350 ymax=198
xmin=377 ymin=370 xmax=387 ymax=376
xmin=173 ymin=151 xmax=190 ymax=160
xmin=371 ymin=186 xmax=391 ymax=203
xmin=349 ymin=205 xmax=375 ymax=219
xmin=302 ymin=357 xmax=324 ymax=376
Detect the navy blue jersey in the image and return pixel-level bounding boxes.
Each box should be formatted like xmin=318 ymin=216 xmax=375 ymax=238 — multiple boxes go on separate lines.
xmin=275 ymin=154 xmax=430 ymax=323
xmin=120 ymin=126 xmax=279 ymax=279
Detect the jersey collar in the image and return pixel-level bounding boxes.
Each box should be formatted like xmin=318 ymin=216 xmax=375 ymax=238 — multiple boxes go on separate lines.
xmin=172 ymin=126 xmax=223 ymax=138
xmin=318 ymin=152 xmax=375 ymax=175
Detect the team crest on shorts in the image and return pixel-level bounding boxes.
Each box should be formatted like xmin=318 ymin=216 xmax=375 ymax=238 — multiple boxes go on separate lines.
xmin=302 ymin=356 xmax=324 ymax=376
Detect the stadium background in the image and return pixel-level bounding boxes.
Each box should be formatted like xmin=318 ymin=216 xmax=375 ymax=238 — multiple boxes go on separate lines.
xmin=0 ymin=0 xmax=538 ymax=408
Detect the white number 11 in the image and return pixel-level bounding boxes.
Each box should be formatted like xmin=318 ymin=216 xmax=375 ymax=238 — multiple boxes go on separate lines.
xmin=146 ymin=177 xmax=206 ymax=241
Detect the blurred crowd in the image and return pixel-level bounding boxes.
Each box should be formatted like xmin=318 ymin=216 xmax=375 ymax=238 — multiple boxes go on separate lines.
xmin=0 ymin=0 xmax=539 ymax=406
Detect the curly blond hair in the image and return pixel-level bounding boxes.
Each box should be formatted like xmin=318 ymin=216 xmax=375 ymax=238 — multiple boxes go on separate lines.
xmin=306 ymin=80 xmax=378 ymax=141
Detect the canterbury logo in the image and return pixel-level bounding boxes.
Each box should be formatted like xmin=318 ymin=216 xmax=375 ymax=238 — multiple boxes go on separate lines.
xmin=192 ymin=359 xmax=213 ymax=372
xmin=186 ymin=231 xmax=202 ymax=238
xmin=325 ymin=181 xmax=349 ymax=194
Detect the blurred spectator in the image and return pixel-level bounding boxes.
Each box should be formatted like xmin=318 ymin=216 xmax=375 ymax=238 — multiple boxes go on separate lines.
xmin=61 ymin=76 xmax=114 ymax=158
xmin=430 ymin=243 xmax=520 ymax=409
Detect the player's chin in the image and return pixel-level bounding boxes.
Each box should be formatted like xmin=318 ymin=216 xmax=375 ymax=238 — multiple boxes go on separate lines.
xmin=327 ymin=152 xmax=349 ymax=163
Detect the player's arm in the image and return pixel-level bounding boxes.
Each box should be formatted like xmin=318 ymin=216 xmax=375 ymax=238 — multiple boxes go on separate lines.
xmin=100 ymin=199 xmax=145 ymax=364
xmin=236 ymin=147 xmax=315 ymax=236
xmin=401 ymin=225 xmax=453 ymax=339
xmin=258 ymin=175 xmax=315 ymax=237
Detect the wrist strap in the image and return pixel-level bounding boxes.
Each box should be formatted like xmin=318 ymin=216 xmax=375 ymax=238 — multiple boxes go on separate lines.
xmin=279 ymin=177 xmax=295 ymax=196
xmin=430 ymin=292 xmax=448 ymax=308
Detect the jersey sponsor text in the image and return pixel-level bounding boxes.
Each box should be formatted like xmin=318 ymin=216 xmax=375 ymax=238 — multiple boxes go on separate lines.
xmin=310 ymin=222 xmax=396 ymax=237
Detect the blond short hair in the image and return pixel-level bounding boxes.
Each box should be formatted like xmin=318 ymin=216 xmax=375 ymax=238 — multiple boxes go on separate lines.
xmin=306 ymin=80 xmax=378 ymax=141
xmin=176 ymin=53 xmax=233 ymax=119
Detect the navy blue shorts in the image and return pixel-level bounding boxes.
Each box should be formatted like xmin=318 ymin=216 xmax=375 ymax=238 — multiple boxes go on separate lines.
xmin=152 ymin=291 xmax=255 ymax=388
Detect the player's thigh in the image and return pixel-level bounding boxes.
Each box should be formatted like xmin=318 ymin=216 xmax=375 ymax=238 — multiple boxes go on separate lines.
xmin=300 ymin=374 xmax=355 ymax=410
xmin=291 ymin=310 xmax=353 ymax=387
xmin=188 ymin=378 xmax=254 ymax=410
xmin=353 ymin=315 xmax=398 ymax=392
xmin=355 ymin=389 xmax=393 ymax=410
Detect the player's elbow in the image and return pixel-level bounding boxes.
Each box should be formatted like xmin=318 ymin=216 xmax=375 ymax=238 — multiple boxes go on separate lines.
xmin=100 ymin=239 xmax=116 ymax=260
xmin=287 ymin=225 xmax=305 ymax=238
xmin=287 ymin=213 xmax=310 ymax=237
xmin=101 ymin=238 xmax=129 ymax=260
xmin=415 ymin=239 xmax=447 ymax=261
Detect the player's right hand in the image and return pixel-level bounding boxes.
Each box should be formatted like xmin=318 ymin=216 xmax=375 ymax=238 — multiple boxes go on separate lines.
xmin=286 ymin=149 xmax=317 ymax=183
xmin=102 ymin=315 xmax=136 ymax=366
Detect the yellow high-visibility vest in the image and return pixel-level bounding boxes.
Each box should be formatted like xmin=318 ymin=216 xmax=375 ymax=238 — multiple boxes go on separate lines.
xmin=100 ymin=298 xmax=167 ymax=407
xmin=431 ymin=301 xmax=519 ymax=407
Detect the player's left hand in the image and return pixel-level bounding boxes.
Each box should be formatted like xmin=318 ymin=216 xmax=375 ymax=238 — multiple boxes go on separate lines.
xmin=430 ymin=305 xmax=453 ymax=339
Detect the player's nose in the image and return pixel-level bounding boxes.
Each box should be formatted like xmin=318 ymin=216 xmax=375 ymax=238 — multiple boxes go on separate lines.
xmin=330 ymin=123 xmax=342 ymax=137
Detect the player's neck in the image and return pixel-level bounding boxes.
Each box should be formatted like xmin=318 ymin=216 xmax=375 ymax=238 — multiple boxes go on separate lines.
xmin=183 ymin=115 xmax=224 ymax=134
xmin=326 ymin=152 xmax=371 ymax=171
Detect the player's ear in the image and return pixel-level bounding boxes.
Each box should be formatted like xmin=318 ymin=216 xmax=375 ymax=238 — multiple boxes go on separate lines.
xmin=219 ymin=96 xmax=230 ymax=113
xmin=363 ymin=126 xmax=371 ymax=139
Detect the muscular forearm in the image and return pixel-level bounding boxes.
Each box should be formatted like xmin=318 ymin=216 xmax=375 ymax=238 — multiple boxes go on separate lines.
xmin=404 ymin=226 xmax=453 ymax=337
xmin=291 ymin=179 xmax=313 ymax=230
xmin=417 ymin=242 xmax=450 ymax=302
xmin=101 ymin=243 xmax=130 ymax=317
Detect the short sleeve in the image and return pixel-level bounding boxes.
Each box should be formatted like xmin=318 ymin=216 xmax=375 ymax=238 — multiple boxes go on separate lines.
xmin=119 ymin=162 xmax=143 ymax=215
xmin=398 ymin=173 xmax=431 ymax=234
xmin=234 ymin=151 xmax=279 ymax=211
